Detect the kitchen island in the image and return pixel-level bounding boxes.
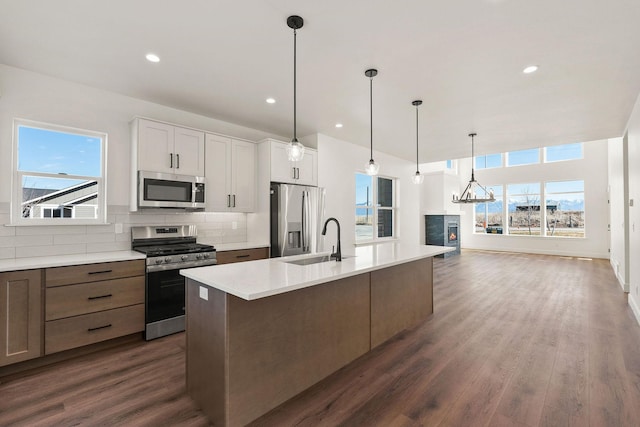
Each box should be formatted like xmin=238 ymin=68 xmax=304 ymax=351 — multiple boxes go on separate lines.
xmin=181 ymin=243 xmax=453 ymax=427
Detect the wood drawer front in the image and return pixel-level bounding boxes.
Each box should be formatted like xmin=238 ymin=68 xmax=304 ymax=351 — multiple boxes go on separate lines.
xmin=45 ymin=304 xmax=144 ymax=355
xmin=46 ymin=260 xmax=145 ymax=288
xmin=216 ymin=247 xmax=269 ymax=264
xmin=46 ymin=276 xmax=145 ymax=321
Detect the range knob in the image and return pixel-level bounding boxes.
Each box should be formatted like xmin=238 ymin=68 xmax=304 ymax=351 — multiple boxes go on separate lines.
xmin=154 ymin=258 xmax=163 ymax=265
xmin=181 ymin=255 xmax=188 ymax=261
xmin=203 ymin=253 xmax=210 ymax=259
xmin=196 ymin=254 xmax=203 ymax=260
xmin=164 ymin=257 xmax=172 ymax=263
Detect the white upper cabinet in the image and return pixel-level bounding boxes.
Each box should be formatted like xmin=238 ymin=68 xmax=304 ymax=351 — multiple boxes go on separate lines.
xmin=205 ymin=133 xmax=256 ymax=212
xmin=268 ymin=139 xmax=317 ymax=186
xmin=135 ymin=118 xmax=205 ymax=176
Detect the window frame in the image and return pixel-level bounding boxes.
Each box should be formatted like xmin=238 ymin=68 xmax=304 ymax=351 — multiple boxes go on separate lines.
xmin=354 ymin=173 xmax=397 ymax=243
xmin=11 ymin=119 xmax=108 ymax=226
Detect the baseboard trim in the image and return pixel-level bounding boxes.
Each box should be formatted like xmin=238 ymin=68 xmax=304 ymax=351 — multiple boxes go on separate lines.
xmin=629 ymin=295 xmax=640 ymax=326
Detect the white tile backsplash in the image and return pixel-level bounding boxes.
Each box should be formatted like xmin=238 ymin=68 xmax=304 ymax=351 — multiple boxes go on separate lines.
xmin=0 ymin=205 xmax=248 ymax=261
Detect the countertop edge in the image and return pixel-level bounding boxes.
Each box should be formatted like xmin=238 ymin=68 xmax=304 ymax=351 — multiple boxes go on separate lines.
xmin=182 ymin=245 xmax=453 ymax=300
xmin=0 ymin=251 xmax=146 ymax=272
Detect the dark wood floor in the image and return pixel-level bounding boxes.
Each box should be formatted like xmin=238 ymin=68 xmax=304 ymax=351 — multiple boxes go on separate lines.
xmin=2 ymin=250 xmax=640 ymax=426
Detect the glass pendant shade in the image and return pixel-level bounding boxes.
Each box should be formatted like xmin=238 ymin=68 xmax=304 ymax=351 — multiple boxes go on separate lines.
xmin=365 ymin=159 xmax=380 ymax=176
xmin=287 ymin=15 xmax=305 ymax=162
xmin=412 ymin=171 xmax=424 ymax=184
xmin=287 ymin=140 xmax=305 ymax=161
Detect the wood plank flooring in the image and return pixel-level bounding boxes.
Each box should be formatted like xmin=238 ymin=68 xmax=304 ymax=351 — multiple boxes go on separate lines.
xmin=2 ymin=250 xmax=640 ymax=426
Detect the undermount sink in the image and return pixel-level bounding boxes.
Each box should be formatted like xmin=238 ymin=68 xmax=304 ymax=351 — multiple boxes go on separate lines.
xmin=283 ymin=255 xmax=352 ymax=266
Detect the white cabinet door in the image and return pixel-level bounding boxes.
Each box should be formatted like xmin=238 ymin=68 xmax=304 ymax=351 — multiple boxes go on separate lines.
xmin=136 ymin=119 xmax=205 ymax=176
xmin=205 ymin=134 xmax=232 ymax=211
xmin=205 ymin=134 xmax=256 ymax=212
xmin=231 ymin=140 xmax=256 ymax=212
xmin=295 ymin=149 xmax=317 ymax=186
xmin=269 ymin=140 xmax=317 ymax=185
xmin=174 ymin=127 xmax=205 ymax=176
xmin=270 ymin=141 xmax=296 ymax=184
xmin=137 ymin=119 xmax=174 ymax=173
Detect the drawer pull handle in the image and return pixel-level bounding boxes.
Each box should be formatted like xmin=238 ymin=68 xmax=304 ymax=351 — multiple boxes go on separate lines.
xmin=88 ymin=324 xmax=112 ymax=332
xmin=236 ymin=254 xmax=250 ymax=258
xmin=88 ymin=294 xmax=113 ymax=301
xmin=88 ymin=269 xmax=113 ymax=275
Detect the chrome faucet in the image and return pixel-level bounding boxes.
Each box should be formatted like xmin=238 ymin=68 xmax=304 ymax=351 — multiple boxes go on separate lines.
xmin=321 ymin=217 xmax=342 ymax=261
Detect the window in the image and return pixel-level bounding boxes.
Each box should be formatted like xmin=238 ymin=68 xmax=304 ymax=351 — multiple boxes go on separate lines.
xmin=13 ymin=119 xmax=107 ymax=225
xmin=507 ymin=183 xmax=541 ymax=235
xmin=474 ymin=185 xmax=503 ymax=234
xmin=355 ymin=173 xmax=396 ymax=242
xmin=475 ymin=153 xmax=502 ymax=169
xmin=545 ymin=180 xmax=584 ymax=237
xmin=544 ymin=143 xmax=583 ymax=162
xmin=506 ymin=148 xmax=540 ymax=167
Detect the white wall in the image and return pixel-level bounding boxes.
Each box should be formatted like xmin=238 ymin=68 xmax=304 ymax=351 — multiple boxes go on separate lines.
xmin=625 ymin=93 xmax=640 ymax=323
xmin=608 ymin=137 xmax=629 ymax=291
xmin=316 ymin=134 xmax=421 ymax=252
xmin=455 ymin=139 xmax=610 ymax=259
xmin=0 ymin=64 xmax=285 ymax=259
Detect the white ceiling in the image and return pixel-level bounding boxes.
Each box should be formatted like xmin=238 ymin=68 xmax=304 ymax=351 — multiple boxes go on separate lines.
xmin=1 ymin=0 xmax=639 ymax=163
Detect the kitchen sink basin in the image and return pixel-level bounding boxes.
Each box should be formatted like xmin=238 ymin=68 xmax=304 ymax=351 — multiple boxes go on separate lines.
xmin=283 ymin=255 xmax=351 ymax=266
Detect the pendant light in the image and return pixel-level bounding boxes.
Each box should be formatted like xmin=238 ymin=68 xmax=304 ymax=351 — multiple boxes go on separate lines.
xmin=286 ymin=15 xmax=305 ymax=161
xmin=452 ymin=133 xmax=495 ymax=203
xmin=411 ymin=100 xmax=424 ymax=184
xmin=365 ymin=69 xmax=380 ymax=175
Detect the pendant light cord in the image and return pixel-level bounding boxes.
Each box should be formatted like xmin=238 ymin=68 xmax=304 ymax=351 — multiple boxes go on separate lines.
xmin=415 ymin=106 xmax=419 ymax=172
xmin=369 ymin=75 xmax=373 ymax=162
xmin=470 ymin=134 xmax=476 ymax=182
xmin=292 ymin=28 xmax=297 ymax=142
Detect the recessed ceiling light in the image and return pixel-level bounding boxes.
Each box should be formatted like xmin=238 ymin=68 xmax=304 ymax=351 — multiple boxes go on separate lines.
xmin=335 ymin=123 xmax=343 ymax=128
xmin=266 ymin=98 xmax=276 ymax=104
xmin=523 ymin=65 xmax=538 ymax=74
xmin=146 ymin=53 xmax=160 ymax=63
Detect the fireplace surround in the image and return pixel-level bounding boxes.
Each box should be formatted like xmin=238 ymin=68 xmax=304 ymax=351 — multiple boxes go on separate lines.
xmin=425 ymin=215 xmax=461 ymax=257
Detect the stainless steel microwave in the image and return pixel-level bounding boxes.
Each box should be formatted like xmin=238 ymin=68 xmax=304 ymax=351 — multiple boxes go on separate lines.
xmin=138 ymin=171 xmax=205 ymax=209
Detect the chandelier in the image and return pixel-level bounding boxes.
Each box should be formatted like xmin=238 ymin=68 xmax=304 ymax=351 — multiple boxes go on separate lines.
xmin=452 ymin=133 xmax=495 ymax=204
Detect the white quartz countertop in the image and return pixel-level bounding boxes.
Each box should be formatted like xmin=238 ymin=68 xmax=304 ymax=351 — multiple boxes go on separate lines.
xmin=181 ymin=243 xmax=453 ymax=300
xmin=0 ymin=251 xmax=146 ymax=273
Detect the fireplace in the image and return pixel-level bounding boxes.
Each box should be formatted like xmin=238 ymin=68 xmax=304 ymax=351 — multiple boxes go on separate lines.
xmin=448 ymin=222 xmax=458 ymax=243
xmin=425 ymin=215 xmax=460 ymax=257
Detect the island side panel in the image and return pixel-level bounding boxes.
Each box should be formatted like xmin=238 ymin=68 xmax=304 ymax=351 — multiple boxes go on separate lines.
xmin=226 ymin=273 xmax=371 ymax=427
xmin=186 ymin=278 xmax=228 ymax=427
xmin=370 ymin=257 xmax=434 ymax=349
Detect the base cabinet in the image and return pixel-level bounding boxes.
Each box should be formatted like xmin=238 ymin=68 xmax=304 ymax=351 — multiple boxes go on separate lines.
xmin=44 ymin=260 xmax=145 ymax=355
xmin=0 ymin=270 xmax=42 ymax=367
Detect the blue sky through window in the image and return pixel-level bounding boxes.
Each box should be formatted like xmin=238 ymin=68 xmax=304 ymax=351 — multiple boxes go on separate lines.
xmin=507 ymin=148 xmax=539 ymax=166
xmin=18 ymin=125 xmax=102 ymax=190
xmin=545 ymin=143 xmax=582 ymax=162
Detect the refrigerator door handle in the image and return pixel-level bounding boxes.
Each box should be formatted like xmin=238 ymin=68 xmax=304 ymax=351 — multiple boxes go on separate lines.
xmin=304 ymin=190 xmax=311 ymax=252
xmin=301 ymin=191 xmax=307 ymax=252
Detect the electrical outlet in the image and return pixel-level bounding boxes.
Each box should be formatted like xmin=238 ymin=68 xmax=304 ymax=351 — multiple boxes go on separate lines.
xmin=232 ymin=221 xmax=237 ymax=230
xmin=115 ymin=223 xmax=123 ymax=234
xmin=199 ymin=286 xmax=209 ymax=301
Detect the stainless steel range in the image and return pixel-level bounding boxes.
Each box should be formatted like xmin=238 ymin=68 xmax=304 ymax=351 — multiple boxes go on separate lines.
xmin=131 ymin=225 xmax=216 ymax=340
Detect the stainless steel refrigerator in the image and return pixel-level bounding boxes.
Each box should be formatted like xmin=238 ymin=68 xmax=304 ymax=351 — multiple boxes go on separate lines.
xmin=270 ymin=182 xmax=326 ymax=257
